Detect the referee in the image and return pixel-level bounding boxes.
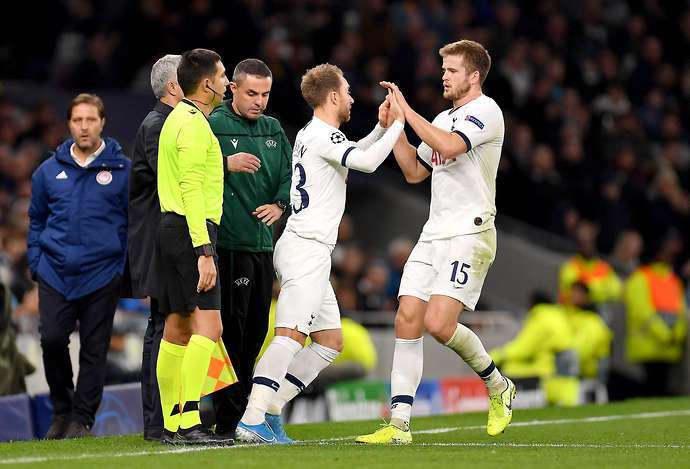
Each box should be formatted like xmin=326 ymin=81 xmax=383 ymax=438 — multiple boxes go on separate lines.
xmin=155 ymin=48 xmax=232 ymax=446
xmin=209 ymin=58 xmax=292 ymax=437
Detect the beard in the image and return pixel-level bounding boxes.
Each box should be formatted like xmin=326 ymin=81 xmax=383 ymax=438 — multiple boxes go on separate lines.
xmin=75 ymin=137 xmax=99 ymax=152
xmin=444 ymin=81 xmax=471 ymax=102
xmin=338 ymin=105 xmax=351 ymax=124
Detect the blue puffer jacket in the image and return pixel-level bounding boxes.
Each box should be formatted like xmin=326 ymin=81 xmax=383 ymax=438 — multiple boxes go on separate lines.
xmin=28 ymin=137 xmax=130 ymax=301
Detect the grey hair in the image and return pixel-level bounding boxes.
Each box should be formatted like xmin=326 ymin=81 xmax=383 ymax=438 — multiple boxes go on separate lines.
xmin=150 ymin=54 xmax=181 ymax=99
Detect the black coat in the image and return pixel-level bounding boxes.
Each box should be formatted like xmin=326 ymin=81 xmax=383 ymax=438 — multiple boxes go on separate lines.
xmin=126 ymin=101 xmax=173 ymax=298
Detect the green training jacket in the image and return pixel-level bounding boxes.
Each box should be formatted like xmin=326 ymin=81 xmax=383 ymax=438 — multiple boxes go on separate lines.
xmin=209 ymin=101 xmax=292 ymax=252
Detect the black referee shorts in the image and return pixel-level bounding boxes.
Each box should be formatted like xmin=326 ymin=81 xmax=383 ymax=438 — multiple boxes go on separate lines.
xmin=158 ymin=212 xmax=221 ymax=314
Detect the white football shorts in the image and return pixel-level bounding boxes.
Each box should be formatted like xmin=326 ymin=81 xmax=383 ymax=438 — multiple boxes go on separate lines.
xmin=273 ymin=230 xmax=341 ymax=335
xmin=398 ymin=228 xmax=497 ymax=311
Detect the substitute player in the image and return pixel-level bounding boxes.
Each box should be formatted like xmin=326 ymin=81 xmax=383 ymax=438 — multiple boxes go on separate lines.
xmin=357 ymin=40 xmax=515 ymax=445
xmin=235 ymin=64 xmax=404 ymax=444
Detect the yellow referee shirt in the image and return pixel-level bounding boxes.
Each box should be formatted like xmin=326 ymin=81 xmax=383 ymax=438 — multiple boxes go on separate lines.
xmin=158 ymin=99 xmax=223 ymax=247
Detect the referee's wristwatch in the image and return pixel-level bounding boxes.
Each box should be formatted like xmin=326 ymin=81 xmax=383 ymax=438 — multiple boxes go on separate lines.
xmin=275 ymin=200 xmax=288 ymax=212
xmin=194 ymin=244 xmax=215 ymax=257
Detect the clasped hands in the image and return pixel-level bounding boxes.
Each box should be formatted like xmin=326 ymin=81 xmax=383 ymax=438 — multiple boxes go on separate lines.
xmin=378 ymin=81 xmax=409 ymax=128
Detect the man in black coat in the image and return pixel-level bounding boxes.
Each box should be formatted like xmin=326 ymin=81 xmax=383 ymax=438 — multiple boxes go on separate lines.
xmin=127 ymin=54 xmax=183 ymax=441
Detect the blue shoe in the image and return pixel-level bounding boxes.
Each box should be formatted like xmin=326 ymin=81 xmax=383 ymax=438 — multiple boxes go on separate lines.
xmin=265 ymin=413 xmax=294 ymax=444
xmin=235 ymin=421 xmax=277 ymax=444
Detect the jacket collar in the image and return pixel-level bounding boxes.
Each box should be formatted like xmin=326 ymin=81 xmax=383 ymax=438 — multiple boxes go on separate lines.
xmin=54 ymin=137 xmax=125 ymax=169
xmin=223 ymin=100 xmax=257 ymax=126
xmin=154 ymin=100 xmax=174 ymax=117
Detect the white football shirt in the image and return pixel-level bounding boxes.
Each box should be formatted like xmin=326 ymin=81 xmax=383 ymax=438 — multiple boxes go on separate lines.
xmin=284 ymin=117 xmax=364 ymax=246
xmin=416 ymin=94 xmax=504 ymax=241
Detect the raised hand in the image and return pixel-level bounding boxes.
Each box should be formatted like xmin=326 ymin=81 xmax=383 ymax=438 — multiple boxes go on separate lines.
xmin=378 ymin=97 xmax=391 ymax=128
xmin=380 ymin=81 xmax=410 ymax=117
xmin=387 ymin=90 xmax=405 ymax=124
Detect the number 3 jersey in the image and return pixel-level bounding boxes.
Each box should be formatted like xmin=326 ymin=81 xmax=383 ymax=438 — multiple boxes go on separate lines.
xmin=416 ymin=94 xmax=504 ymax=241
xmin=285 ymin=117 xmax=384 ymax=246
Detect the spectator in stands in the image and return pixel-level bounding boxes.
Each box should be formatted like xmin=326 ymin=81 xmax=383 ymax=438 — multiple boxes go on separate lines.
xmin=564 ymin=282 xmax=613 ymax=385
xmin=127 ymin=54 xmax=183 ymax=442
xmin=559 ymin=220 xmax=622 ymax=306
xmin=610 ymin=230 xmax=643 ymax=277
xmin=27 ymin=93 xmax=129 ymax=439
xmin=358 ymin=260 xmax=393 ymax=312
xmin=624 ymin=231 xmax=687 ymax=396
xmin=0 ymin=280 xmax=34 ymax=396
xmin=385 ymin=237 xmax=413 ymax=301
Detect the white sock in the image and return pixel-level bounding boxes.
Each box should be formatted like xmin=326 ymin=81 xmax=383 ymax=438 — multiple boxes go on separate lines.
xmin=241 ymin=336 xmax=302 ymax=425
xmin=390 ymin=337 xmax=423 ymax=428
xmin=267 ymin=342 xmax=339 ymax=415
xmin=444 ymin=323 xmax=505 ymax=394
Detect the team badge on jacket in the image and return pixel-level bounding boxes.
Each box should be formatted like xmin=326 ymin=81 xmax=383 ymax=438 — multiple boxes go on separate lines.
xmin=96 ymin=170 xmax=113 ymax=185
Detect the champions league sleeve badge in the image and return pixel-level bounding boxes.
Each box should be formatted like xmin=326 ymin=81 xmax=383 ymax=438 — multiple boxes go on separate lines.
xmin=96 ymin=170 xmax=113 ymax=185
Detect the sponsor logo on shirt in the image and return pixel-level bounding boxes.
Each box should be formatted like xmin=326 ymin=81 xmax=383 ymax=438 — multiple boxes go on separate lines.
xmin=231 ymin=138 xmax=238 ymax=149
xmin=431 ymin=150 xmax=450 ymax=166
xmin=56 ymin=171 xmax=68 ymax=180
xmin=265 ymin=139 xmax=277 ymax=148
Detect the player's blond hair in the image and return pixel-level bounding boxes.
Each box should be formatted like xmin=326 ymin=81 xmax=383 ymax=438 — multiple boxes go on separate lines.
xmin=300 ymin=63 xmax=344 ymax=109
xmin=439 ymin=40 xmax=491 ymax=85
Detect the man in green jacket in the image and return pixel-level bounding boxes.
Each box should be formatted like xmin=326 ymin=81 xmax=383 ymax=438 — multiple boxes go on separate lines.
xmin=209 ymin=58 xmax=292 ymax=436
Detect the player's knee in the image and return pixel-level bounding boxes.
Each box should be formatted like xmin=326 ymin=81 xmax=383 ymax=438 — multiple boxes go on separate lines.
xmin=326 ymin=335 xmax=344 ymax=353
xmin=423 ymin=313 xmax=454 ymax=343
xmin=312 ymin=330 xmax=343 ymax=352
xmin=395 ymin=305 xmax=419 ymax=329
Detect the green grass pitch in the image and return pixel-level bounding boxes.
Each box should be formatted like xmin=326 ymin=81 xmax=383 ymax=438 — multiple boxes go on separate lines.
xmin=1 ymin=397 xmax=689 ymax=468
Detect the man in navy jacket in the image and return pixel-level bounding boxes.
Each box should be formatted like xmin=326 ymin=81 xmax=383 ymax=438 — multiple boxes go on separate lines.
xmin=28 ymin=93 xmax=130 ymax=439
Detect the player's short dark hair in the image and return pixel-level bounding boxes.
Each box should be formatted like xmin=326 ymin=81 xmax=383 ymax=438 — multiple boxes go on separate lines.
xmin=300 ymin=63 xmax=344 ymax=109
xmin=67 ymin=93 xmax=105 ymax=120
xmin=439 ymin=40 xmax=492 ymax=85
xmin=232 ymin=58 xmax=272 ymax=83
xmin=177 ymin=48 xmax=222 ymax=96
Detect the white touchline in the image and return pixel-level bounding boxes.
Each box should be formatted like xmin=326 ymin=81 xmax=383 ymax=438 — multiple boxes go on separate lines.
xmin=1 ymin=409 xmax=689 ymax=464
xmin=305 ymin=409 xmax=690 ymax=443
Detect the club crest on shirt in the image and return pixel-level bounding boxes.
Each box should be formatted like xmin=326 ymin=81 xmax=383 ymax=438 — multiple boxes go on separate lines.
xmin=330 ymin=131 xmax=345 ymax=144
xmin=96 ymin=170 xmax=112 ymax=185
xmin=465 ymin=115 xmax=484 ymax=129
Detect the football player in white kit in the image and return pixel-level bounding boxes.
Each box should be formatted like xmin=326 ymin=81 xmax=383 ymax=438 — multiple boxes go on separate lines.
xmin=236 ymin=63 xmax=405 ymax=444
xmin=357 ymin=40 xmax=515 ymax=445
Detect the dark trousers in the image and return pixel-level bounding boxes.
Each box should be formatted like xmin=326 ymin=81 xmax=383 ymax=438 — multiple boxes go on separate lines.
xmin=141 ymin=298 xmax=165 ymax=440
xmin=38 ymin=275 xmax=121 ymax=427
xmin=212 ymin=249 xmax=273 ymax=433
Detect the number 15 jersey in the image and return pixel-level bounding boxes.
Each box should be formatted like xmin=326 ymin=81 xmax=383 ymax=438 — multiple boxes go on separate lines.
xmin=285 ymin=117 xmax=352 ymax=247
xmin=416 ymin=94 xmax=504 ymax=241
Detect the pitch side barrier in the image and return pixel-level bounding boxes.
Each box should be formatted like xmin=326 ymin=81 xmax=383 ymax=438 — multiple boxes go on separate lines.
xmin=0 ymin=383 xmax=143 ymax=442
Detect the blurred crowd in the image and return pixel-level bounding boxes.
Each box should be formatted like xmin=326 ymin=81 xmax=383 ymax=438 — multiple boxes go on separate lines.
xmin=1 ymin=0 xmax=689 ymax=327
